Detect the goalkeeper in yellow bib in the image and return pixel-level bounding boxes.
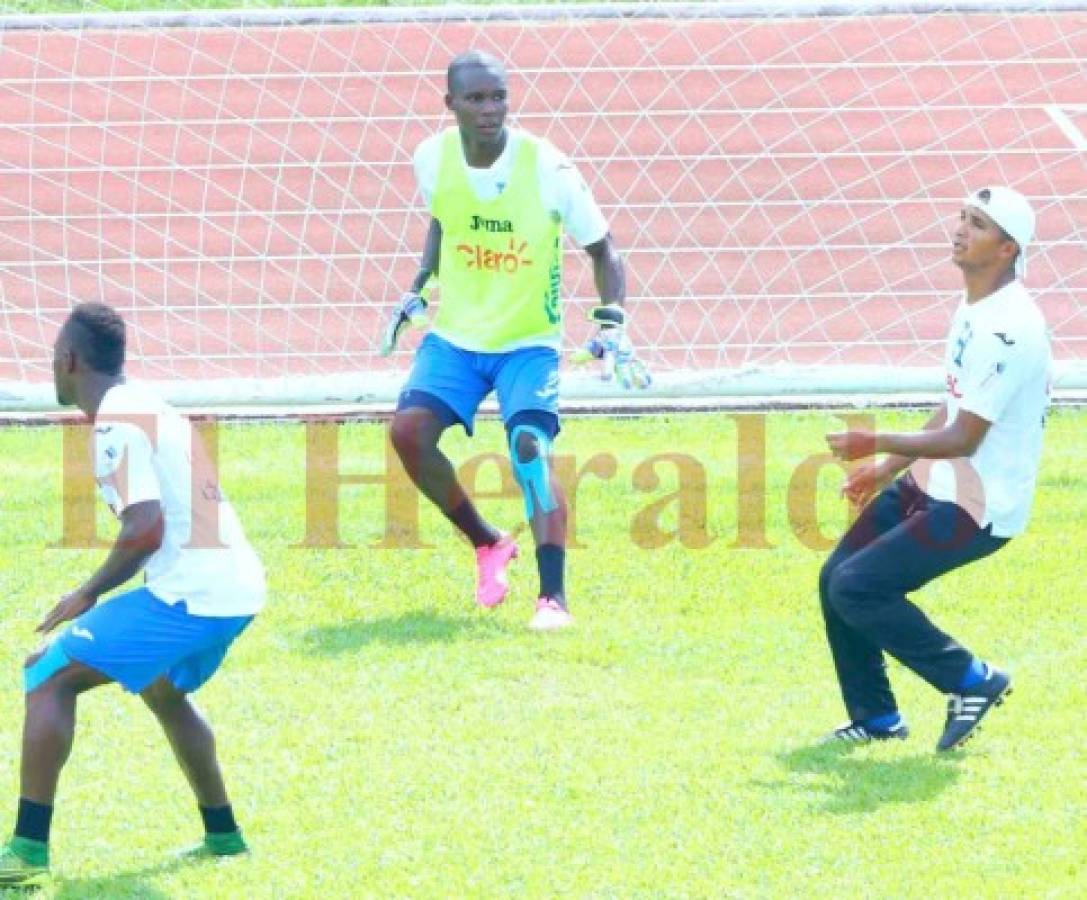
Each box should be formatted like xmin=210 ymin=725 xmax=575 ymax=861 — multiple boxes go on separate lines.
xmin=382 ymin=51 xmax=646 ymax=631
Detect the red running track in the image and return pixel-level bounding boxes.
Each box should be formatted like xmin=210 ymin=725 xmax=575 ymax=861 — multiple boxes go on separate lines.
xmin=0 ymin=10 xmax=1084 ymax=386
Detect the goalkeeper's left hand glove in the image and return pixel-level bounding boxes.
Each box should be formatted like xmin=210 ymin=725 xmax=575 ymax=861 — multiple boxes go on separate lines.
xmin=574 ymin=304 xmax=652 ymax=390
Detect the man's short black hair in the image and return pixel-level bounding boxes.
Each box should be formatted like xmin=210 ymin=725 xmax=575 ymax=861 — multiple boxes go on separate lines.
xmin=447 ymin=51 xmax=506 ymax=94
xmin=66 ymin=303 xmax=125 ymax=375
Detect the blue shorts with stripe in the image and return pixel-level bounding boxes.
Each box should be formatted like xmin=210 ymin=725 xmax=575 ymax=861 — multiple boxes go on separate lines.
xmin=397 ymin=333 xmax=560 ymax=436
xmin=56 ymin=587 xmax=253 ymax=694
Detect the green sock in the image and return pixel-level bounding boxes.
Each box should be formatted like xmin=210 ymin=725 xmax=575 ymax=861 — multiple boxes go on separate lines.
xmin=9 ymin=836 xmax=49 ymax=867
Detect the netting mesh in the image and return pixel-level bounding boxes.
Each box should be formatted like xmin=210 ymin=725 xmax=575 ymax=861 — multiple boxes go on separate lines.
xmin=1 ymin=2 xmax=1084 ymax=407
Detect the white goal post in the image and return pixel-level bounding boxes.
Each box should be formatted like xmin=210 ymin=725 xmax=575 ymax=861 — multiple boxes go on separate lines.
xmin=1 ymin=1 xmax=1084 ymax=411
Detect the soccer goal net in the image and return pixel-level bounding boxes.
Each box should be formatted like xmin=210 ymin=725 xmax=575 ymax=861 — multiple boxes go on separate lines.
xmin=1 ymin=1 xmax=1084 ymax=410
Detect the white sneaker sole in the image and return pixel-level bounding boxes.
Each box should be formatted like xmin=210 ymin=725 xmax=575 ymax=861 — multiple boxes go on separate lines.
xmin=529 ymin=608 xmax=574 ymax=631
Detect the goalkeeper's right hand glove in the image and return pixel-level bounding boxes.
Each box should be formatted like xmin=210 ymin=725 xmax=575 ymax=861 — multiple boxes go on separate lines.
xmin=379 ymin=291 xmax=429 ymax=357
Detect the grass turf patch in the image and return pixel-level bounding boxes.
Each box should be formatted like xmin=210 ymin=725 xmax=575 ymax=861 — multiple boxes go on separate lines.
xmin=0 ymin=408 xmax=1083 ymax=897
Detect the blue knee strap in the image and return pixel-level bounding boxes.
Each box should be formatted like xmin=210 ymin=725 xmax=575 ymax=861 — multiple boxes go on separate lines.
xmin=24 ymin=641 xmax=71 ymax=694
xmin=509 ymin=424 xmax=556 ymax=520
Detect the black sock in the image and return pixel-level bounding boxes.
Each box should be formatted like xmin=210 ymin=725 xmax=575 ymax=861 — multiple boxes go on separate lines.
xmin=445 ymin=501 xmax=499 ymax=548
xmin=199 ymin=804 xmax=238 ymax=835
xmin=14 ymin=798 xmax=53 ymax=844
xmin=536 ymin=545 xmax=565 ymax=602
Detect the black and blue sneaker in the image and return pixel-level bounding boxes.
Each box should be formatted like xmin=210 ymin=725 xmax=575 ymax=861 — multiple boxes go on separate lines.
xmin=823 ymin=719 xmax=909 ymax=744
xmin=937 ymin=666 xmax=1012 ymax=751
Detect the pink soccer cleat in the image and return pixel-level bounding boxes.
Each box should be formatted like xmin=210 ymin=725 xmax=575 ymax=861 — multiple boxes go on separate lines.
xmin=475 ymin=535 xmax=519 ymax=608
xmin=529 ymin=596 xmax=574 ymax=631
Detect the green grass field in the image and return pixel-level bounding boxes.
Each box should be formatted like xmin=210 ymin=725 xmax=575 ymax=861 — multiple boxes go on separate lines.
xmin=0 ymin=408 xmax=1084 ymax=898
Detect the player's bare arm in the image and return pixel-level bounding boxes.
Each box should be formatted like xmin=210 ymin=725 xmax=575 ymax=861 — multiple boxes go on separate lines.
xmin=838 ymin=404 xmax=949 ymax=505
xmin=827 ymin=407 xmax=989 ymax=462
xmin=381 ymin=218 xmax=442 ymax=356
xmin=579 ymin=234 xmax=650 ymax=389
xmin=585 ymin=233 xmax=625 ymax=306
xmin=37 ymin=500 xmax=164 ymax=634
xmin=410 ymin=217 xmax=442 ymax=294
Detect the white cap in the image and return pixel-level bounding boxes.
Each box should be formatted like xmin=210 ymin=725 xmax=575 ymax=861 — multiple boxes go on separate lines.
xmin=964 ymin=186 xmax=1036 ymax=279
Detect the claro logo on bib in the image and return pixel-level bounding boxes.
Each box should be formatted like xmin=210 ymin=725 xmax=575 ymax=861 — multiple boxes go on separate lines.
xmin=456 ymin=238 xmax=533 ymax=274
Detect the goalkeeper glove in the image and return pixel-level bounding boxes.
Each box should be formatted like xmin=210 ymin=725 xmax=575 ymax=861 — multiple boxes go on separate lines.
xmin=575 ymin=304 xmax=651 ymax=390
xmin=380 ymin=291 xmax=429 ymax=357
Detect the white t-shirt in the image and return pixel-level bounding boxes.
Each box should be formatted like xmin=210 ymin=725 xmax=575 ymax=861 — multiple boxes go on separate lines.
xmin=413 ymin=127 xmax=609 ymax=248
xmin=910 ymin=280 xmax=1051 ymax=538
xmin=93 ymin=383 xmax=266 ymax=617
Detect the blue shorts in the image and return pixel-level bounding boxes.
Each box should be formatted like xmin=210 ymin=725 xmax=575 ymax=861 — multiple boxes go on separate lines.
xmin=57 ymin=587 xmax=253 ymax=694
xmin=398 ymin=333 xmax=560 ymax=436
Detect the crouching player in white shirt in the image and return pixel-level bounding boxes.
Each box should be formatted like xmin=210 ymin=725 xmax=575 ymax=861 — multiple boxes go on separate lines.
xmin=822 ymin=187 xmax=1049 ymax=752
xmin=0 ymin=303 xmax=266 ymax=887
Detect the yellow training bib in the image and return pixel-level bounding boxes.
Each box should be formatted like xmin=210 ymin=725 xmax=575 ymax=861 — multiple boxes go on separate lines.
xmin=431 ymin=128 xmax=563 ymax=350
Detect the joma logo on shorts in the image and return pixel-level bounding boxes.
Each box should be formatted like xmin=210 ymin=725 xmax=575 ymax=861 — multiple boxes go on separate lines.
xmin=470 ymin=215 xmax=514 ymax=233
